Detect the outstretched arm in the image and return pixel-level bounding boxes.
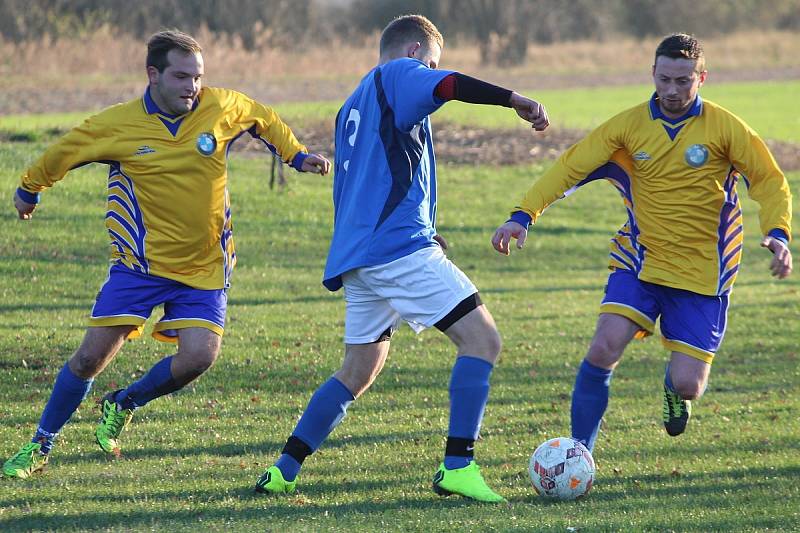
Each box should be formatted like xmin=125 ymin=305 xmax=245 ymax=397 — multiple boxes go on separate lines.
xmin=434 ymin=73 xmax=549 ymax=131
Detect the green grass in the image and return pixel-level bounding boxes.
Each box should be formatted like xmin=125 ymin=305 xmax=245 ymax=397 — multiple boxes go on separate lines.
xmin=0 ymin=129 xmax=798 ymax=531
xmin=2 ymin=80 xmax=798 ymax=143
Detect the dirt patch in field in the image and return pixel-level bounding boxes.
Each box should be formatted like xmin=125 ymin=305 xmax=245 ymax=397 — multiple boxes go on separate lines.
xmin=3 ymin=121 xmax=797 ymax=171
xmin=230 ymin=121 xmax=800 ymax=171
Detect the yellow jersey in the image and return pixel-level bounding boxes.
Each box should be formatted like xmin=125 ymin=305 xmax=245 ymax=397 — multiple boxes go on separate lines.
xmin=20 ymin=87 xmax=307 ymax=290
xmin=515 ymin=95 xmax=792 ymax=296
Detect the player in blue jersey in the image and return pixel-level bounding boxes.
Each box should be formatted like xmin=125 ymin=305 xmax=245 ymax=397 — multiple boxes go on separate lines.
xmin=492 ymin=34 xmax=792 ymax=454
xmin=255 ymin=14 xmax=549 ymax=502
xmin=3 ymin=30 xmax=330 ymax=479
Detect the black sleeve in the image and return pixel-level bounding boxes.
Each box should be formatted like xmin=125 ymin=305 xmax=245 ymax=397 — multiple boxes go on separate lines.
xmin=449 ymin=72 xmax=513 ymax=107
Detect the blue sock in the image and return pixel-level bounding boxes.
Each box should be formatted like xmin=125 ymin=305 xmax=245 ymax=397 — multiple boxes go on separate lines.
xmin=116 ymin=356 xmax=180 ymax=410
xmin=34 ymin=363 xmax=94 ymax=454
xmin=571 ymin=359 xmax=612 ymax=453
xmin=664 ymin=362 xmax=675 ymax=392
xmin=444 ymin=356 xmax=493 ymax=470
xmin=276 ymin=377 xmax=354 ymax=482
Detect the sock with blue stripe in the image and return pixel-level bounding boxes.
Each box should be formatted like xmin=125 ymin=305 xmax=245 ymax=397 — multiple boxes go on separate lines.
xmin=664 ymin=362 xmax=676 ymax=392
xmin=276 ymin=377 xmax=355 ymax=481
xmin=115 ymin=356 xmax=179 ymax=410
xmin=571 ymin=359 xmax=613 ymax=453
xmin=444 ymin=356 xmax=494 ymax=470
xmin=33 ymin=362 xmax=94 ymax=454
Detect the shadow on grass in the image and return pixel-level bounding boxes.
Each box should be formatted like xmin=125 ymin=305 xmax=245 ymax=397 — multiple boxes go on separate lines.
xmin=1 ymin=464 xmax=797 ymax=532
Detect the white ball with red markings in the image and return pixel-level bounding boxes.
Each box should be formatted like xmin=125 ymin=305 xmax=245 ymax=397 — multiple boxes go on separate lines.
xmin=529 ymin=437 xmax=595 ymax=500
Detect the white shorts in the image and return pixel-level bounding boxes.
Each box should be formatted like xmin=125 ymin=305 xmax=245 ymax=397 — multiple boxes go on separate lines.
xmin=342 ymin=246 xmax=478 ymax=344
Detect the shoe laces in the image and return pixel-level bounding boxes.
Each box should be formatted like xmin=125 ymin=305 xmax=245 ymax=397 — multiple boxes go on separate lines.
xmin=8 ymin=443 xmax=41 ymax=467
xmin=102 ymin=402 xmax=128 ymax=435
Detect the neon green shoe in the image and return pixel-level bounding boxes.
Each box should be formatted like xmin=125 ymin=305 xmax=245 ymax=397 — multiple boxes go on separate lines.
xmin=663 ymin=385 xmax=691 ymax=436
xmin=254 ymin=466 xmax=296 ymax=494
xmin=95 ymin=391 xmax=133 ymax=456
xmin=432 ymin=461 xmax=506 ymax=503
xmin=3 ymin=442 xmax=49 ymax=479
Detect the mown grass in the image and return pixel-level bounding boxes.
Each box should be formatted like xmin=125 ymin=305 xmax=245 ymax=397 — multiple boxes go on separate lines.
xmin=0 ymin=114 xmax=798 ymax=531
xmin=3 ymin=80 xmax=798 ymax=143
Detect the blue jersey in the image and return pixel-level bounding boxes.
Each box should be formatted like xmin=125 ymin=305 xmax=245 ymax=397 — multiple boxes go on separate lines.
xmin=323 ymin=58 xmax=453 ymax=291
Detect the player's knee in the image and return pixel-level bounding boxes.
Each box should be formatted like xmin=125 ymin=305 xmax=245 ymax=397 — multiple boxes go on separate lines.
xmin=586 ymin=336 xmax=623 ymax=367
xmin=176 ymin=346 xmax=219 ymax=376
xmin=672 ymin=377 xmax=705 ymax=400
xmin=69 ymin=350 xmax=105 ymax=378
xmin=482 ymin=327 xmax=502 ymax=362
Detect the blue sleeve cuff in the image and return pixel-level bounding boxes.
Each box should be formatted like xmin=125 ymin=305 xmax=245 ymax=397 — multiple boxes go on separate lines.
xmin=508 ymin=211 xmax=532 ymax=229
xmin=290 ymin=152 xmax=308 ymax=171
xmin=768 ymin=228 xmax=789 ymax=247
xmin=16 ymin=187 xmax=40 ymax=204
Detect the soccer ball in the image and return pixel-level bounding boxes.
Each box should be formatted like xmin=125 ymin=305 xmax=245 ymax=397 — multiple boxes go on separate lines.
xmin=528 ymin=437 xmax=595 ymax=500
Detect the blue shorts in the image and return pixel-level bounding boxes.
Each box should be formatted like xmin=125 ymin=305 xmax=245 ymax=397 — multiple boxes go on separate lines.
xmin=89 ymin=264 xmax=227 ymax=343
xmin=599 ymin=269 xmax=729 ymax=364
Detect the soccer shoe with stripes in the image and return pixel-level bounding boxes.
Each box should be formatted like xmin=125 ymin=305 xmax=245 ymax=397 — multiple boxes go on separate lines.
xmin=254 ymin=465 xmax=297 ymax=494
xmin=663 ymin=385 xmax=692 ymax=436
xmin=432 ymin=461 xmax=506 ymax=503
xmin=2 ymin=442 xmax=49 ymax=479
xmin=95 ymin=391 xmax=134 ymax=455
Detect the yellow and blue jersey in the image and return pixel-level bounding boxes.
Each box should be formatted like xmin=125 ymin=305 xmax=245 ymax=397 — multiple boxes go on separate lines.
xmin=514 ymin=94 xmax=792 ymax=296
xmin=19 ymin=87 xmax=307 ymax=290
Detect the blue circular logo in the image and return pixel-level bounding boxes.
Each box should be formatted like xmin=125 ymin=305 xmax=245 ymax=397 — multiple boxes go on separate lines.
xmin=684 ymin=144 xmax=708 ymax=168
xmin=196 ymin=132 xmax=217 ymax=156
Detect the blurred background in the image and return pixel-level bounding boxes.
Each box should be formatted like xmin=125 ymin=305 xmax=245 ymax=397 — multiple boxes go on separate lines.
xmin=1 ymin=0 xmax=799 ymax=114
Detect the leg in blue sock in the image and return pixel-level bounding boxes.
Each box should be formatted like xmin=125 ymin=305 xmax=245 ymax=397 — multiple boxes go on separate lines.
xmin=445 ymin=356 xmax=494 ymax=469
xmin=33 ymin=363 xmax=94 ymax=454
xmin=115 ymin=356 xmax=180 ymax=410
xmin=571 ymin=359 xmax=613 ymax=452
xmin=275 ymin=377 xmax=355 ymax=481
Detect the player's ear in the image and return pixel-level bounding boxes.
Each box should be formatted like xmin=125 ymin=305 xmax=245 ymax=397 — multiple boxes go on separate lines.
xmin=698 ymin=70 xmax=708 ymax=85
xmin=407 ymin=42 xmax=422 ymax=59
xmin=146 ymin=65 xmax=160 ymax=85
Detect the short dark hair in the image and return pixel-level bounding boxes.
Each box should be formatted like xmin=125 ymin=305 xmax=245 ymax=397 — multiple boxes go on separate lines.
xmin=379 ymin=14 xmax=443 ymax=56
xmin=146 ymin=30 xmax=202 ymax=72
xmin=655 ymin=33 xmax=705 ymax=72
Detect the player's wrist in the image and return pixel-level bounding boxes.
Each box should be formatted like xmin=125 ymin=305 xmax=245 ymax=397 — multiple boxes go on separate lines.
xmin=16 ymin=187 xmax=40 ymax=205
xmin=508 ymin=210 xmax=531 ymax=229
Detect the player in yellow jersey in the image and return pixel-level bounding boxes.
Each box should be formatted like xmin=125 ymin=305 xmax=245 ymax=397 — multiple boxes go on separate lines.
xmin=3 ymin=30 xmax=330 ymax=479
xmin=492 ymin=34 xmax=792 ymax=453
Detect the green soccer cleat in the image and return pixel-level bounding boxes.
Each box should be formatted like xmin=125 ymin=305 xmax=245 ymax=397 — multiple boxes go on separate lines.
xmin=3 ymin=442 xmax=49 ymax=479
xmin=95 ymin=391 xmax=134 ymax=456
xmin=663 ymin=385 xmax=692 ymax=436
xmin=432 ymin=461 xmax=506 ymax=503
xmin=254 ymin=465 xmax=296 ymax=495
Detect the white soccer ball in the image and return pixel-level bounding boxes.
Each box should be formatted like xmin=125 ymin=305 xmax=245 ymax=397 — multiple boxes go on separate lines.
xmin=528 ymin=437 xmax=595 ymax=500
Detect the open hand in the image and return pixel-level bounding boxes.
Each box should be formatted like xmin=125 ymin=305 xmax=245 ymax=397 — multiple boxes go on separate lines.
xmin=301 ymin=153 xmax=331 ymax=175
xmin=491 ymin=221 xmax=528 ymax=255
xmin=761 ymin=236 xmax=792 ymax=279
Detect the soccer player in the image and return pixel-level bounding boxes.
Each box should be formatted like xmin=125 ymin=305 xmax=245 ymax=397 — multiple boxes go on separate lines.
xmin=2 ymin=30 xmax=330 ymax=479
xmin=254 ymin=14 xmax=549 ymax=503
xmin=492 ymin=33 xmax=792 ymax=453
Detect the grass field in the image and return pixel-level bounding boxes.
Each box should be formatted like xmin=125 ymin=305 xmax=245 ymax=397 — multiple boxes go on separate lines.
xmin=0 ymin=92 xmax=798 ymax=531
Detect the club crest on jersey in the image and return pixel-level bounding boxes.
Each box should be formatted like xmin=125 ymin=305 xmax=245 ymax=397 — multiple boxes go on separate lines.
xmin=196 ymin=132 xmax=217 ymax=156
xmin=685 ymin=144 xmax=708 ymax=168
xmin=633 ymin=151 xmax=651 ymax=161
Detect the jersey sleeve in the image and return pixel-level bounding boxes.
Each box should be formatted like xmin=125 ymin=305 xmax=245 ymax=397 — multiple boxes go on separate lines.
xmin=515 ymin=116 xmax=627 ymax=222
xmin=235 ymin=92 xmax=307 ymax=163
xmin=381 ymin=58 xmax=454 ymax=132
xmin=19 ymin=116 xmax=110 ymax=196
xmin=725 ymin=116 xmax=792 ymax=240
